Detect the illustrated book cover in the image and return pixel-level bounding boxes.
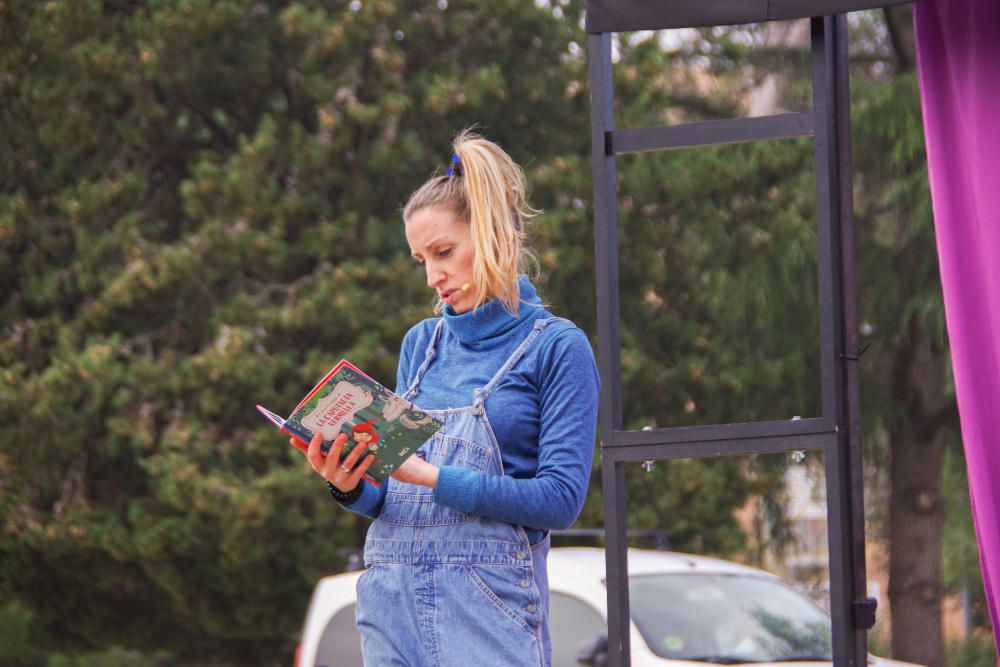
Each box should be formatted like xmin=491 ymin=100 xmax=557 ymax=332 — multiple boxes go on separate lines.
xmin=256 ymin=359 xmax=442 ymax=485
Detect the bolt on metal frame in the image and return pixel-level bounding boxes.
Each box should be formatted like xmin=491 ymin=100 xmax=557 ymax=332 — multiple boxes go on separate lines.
xmin=588 ymin=15 xmax=873 ymax=667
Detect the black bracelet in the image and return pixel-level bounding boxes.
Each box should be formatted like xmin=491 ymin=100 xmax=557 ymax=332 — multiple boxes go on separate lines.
xmin=327 ymin=481 xmax=364 ymax=504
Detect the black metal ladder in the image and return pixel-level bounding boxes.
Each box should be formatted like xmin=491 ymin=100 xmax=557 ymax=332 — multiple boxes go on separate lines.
xmin=588 ymin=16 xmax=873 ymax=667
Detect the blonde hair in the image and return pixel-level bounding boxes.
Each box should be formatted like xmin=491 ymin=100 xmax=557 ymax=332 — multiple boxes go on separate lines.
xmin=403 ymin=129 xmax=538 ymax=316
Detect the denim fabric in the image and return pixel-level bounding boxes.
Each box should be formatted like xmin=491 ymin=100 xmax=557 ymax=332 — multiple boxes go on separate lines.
xmin=356 ymin=318 xmax=559 ymax=667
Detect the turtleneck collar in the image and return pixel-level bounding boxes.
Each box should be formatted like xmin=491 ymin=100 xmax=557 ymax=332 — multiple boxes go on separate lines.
xmin=442 ymin=275 xmax=543 ymax=345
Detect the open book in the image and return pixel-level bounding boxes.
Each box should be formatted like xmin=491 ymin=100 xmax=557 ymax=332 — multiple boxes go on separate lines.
xmin=257 ymin=359 xmax=442 ymax=485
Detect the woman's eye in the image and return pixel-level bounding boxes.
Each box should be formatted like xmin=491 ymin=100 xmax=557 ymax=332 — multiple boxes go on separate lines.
xmin=437 ymin=248 xmax=452 ymax=258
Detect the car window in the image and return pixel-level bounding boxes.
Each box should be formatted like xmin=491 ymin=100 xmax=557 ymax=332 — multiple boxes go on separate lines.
xmin=315 ymin=603 xmax=363 ymax=667
xmin=629 ymin=573 xmax=832 ymax=662
xmin=550 ymin=592 xmax=607 ymax=667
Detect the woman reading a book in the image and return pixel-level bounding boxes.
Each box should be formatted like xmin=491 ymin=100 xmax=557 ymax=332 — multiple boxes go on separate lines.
xmin=290 ymin=130 xmax=599 ymax=667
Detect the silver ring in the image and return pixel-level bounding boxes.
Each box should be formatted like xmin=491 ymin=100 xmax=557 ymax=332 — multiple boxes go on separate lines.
xmin=340 ymin=465 xmax=352 ymax=473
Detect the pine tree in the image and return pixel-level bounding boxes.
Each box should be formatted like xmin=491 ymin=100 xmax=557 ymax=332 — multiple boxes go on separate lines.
xmin=0 ymin=0 xmax=586 ymax=661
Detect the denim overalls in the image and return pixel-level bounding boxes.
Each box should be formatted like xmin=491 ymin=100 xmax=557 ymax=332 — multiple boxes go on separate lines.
xmin=356 ymin=317 xmax=560 ymax=667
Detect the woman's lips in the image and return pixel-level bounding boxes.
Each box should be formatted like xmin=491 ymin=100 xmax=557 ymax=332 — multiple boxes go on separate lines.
xmin=441 ymin=288 xmax=458 ymax=304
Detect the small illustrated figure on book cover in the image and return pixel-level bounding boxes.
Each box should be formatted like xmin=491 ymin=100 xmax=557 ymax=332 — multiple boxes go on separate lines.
xmin=256 ymin=360 xmax=442 ymax=485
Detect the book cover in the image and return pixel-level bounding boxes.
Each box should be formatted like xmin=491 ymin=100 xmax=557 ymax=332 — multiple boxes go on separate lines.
xmin=257 ymin=359 xmax=442 ymax=485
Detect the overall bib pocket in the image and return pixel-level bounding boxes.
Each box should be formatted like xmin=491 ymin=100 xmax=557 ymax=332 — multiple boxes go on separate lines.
xmin=376 ymin=432 xmax=491 ymax=527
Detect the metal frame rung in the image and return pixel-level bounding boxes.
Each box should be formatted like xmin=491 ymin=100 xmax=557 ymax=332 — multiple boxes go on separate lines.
xmin=609 ymin=112 xmax=814 ymax=154
xmin=605 ymin=432 xmax=834 ymax=462
xmin=608 ymin=416 xmax=834 ymax=448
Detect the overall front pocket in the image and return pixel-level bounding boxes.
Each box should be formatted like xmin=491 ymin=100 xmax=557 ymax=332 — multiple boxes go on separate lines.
xmin=461 ymin=564 xmax=540 ymax=638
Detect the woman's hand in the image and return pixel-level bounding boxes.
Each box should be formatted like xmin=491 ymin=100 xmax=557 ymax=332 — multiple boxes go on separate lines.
xmin=391 ymin=454 xmax=440 ymax=488
xmin=289 ymin=432 xmax=375 ymax=492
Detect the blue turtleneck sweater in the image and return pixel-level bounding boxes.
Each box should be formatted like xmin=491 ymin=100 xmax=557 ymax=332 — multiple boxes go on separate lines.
xmin=344 ymin=276 xmax=599 ymax=544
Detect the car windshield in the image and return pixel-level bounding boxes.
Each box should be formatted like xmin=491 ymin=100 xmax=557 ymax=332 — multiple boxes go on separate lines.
xmin=628 ymin=573 xmax=832 ymax=663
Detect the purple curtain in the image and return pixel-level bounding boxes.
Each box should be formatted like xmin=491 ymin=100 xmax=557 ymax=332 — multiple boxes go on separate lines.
xmin=914 ymin=0 xmax=1000 ymax=651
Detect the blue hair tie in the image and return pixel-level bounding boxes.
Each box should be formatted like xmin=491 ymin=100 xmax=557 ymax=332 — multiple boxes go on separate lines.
xmin=446 ymin=153 xmax=461 ymax=177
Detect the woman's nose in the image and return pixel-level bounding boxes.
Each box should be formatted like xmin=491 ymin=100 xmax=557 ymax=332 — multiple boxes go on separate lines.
xmin=425 ymin=264 xmax=444 ymax=288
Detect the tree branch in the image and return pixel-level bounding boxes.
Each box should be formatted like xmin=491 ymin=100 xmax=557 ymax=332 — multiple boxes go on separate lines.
xmin=883 ymin=6 xmax=916 ymax=74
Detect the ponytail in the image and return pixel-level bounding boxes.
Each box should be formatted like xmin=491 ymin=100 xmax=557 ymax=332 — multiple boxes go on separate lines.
xmin=403 ymin=129 xmax=538 ymax=316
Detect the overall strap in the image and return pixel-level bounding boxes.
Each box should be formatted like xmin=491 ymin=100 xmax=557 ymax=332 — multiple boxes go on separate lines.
xmin=401 ymin=318 xmax=446 ymax=401
xmin=471 ymin=316 xmax=570 ymax=414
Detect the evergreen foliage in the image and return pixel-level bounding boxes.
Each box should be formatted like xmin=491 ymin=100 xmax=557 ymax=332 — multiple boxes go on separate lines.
xmin=0 ymin=0 xmax=588 ymax=660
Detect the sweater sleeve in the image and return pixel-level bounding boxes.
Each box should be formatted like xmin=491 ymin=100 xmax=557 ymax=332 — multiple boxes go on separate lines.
xmin=338 ymin=324 xmax=422 ymax=518
xmin=338 ymin=479 xmax=387 ymax=518
xmin=432 ymin=327 xmax=599 ymax=530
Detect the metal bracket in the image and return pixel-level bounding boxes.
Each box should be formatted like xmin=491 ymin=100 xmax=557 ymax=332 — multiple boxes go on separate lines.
xmin=840 ymin=341 xmax=872 ymax=361
xmin=852 ymin=597 xmax=878 ymax=629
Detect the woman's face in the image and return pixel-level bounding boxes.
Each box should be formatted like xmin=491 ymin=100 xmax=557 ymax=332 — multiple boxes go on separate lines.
xmin=405 ymin=206 xmax=477 ymax=314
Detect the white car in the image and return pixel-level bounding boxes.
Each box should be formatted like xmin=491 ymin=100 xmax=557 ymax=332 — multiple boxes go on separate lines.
xmin=296 ymin=547 xmax=926 ymax=667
